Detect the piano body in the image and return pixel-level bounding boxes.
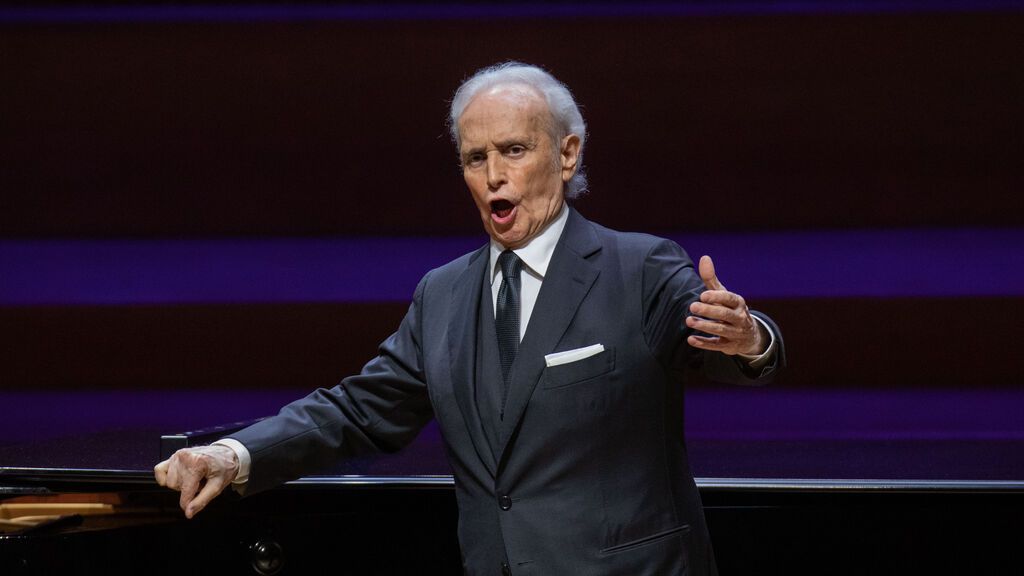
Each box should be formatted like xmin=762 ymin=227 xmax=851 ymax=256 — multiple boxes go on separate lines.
xmin=2 ymin=389 xmax=1023 ymax=575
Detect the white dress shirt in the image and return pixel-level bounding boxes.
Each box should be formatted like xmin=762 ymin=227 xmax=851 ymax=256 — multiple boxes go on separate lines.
xmin=488 ymin=203 xmax=569 ymax=341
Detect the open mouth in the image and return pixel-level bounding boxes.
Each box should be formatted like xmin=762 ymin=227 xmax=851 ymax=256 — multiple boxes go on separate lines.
xmin=490 ymin=199 xmax=515 ymax=220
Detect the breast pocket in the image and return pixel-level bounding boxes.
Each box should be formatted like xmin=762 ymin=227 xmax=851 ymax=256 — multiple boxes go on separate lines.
xmin=540 ymin=347 xmax=616 ymax=390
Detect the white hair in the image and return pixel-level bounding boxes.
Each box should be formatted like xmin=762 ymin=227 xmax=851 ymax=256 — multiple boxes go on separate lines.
xmin=449 ymin=61 xmax=588 ymax=199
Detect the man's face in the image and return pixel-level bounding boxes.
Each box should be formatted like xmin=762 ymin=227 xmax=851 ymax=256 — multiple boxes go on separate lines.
xmin=458 ymin=84 xmax=580 ymax=249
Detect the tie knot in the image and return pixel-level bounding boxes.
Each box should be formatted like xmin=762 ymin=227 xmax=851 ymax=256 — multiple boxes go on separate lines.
xmin=498 ymin=250 xmax=522 ymax=280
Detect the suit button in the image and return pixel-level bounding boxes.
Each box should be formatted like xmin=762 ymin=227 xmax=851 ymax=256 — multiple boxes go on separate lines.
xmin=499 ymin=495 xmax=512 ymax=510
xmin=501 ymin=561 xmax=511 ymax=575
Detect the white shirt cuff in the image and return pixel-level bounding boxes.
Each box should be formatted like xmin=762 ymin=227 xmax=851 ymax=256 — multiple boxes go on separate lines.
xmin=737 ymin=315 xmax=777 ymax=370
xmin=212 ymin=438 xmax=251 ymax=485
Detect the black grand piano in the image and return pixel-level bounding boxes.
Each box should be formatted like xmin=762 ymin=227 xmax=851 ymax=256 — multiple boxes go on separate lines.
xmin=3 ymin=385 xmax=1023 ymax=575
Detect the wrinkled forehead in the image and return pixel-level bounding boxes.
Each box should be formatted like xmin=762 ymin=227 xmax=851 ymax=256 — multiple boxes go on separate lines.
xmin=458 ymin=83 xmax=554 ymax=146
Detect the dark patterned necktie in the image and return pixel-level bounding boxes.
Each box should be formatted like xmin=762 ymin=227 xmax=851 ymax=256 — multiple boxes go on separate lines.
xmin=496 ymin=250 xmax=523 ymax=387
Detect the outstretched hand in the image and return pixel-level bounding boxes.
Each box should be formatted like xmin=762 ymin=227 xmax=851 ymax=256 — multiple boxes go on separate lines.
xmin=154 ymin=444 xmax=239 ymax=519
xmin=685 ymin=255 xmax=767 ymax=356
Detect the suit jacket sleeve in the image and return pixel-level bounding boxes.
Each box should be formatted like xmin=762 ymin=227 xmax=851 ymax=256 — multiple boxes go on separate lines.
xmin=641 ymin=239 xmax=785 ymax=385
xmin=227 ymin=273 xmax=435 ymax=495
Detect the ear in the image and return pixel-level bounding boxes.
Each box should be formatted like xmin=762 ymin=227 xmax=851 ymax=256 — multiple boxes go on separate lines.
xmin=559 ymin=134 xmax=581 ymax=183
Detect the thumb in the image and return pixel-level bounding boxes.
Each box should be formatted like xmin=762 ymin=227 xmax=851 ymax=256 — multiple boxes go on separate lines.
xmin=699 ymin=255 xmax=726 ymax=291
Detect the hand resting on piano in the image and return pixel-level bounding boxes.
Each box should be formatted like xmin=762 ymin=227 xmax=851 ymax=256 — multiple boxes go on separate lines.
xmin=154 ymin=445 xmax=239 ymax=519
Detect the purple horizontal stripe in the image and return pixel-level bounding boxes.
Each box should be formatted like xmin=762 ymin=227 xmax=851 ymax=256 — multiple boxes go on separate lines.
xmin=3 ymin=387 xmax=1017 ymax=444
xmin=1 ymin=228 xmax=1021 ymax=305
xmin=685 ymin=387 xmax=1024 ymax=441
xmin=0 ymin=389 xmax=306 ymax=445
xmin=0 ymin=1 xmax=1021 ymax=24
xmin=0 ymin=236 xmax=481 ymax=305
xmin=666 ymin=228 xmax=1024 ymax=300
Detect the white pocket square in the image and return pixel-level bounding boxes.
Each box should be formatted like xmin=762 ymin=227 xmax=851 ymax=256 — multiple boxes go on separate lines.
xmin=544 ymin=344 xmax=605 ymax=367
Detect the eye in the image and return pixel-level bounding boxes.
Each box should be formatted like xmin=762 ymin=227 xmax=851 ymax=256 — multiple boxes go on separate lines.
xmin=465 ymin=153 xmax=485 ymax=168
xmin=506 ymin=144 xmax=527 ymax=157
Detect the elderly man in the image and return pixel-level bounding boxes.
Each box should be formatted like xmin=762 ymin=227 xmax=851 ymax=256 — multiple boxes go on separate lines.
xmin=156 ymin=62 xmax=783 ymax=576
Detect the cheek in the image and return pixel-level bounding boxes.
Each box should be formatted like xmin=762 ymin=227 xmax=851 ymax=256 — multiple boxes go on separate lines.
xmin=516 ymin=166 xmax=547 ymax=199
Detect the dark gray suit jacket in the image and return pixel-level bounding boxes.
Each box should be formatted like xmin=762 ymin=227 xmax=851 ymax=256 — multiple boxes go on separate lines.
xmin=230 ymin=208 xmax=784 ymax=575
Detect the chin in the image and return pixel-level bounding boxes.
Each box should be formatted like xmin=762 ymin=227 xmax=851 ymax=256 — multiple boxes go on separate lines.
xmin=492 ymin=235 xmax=516 ymax=249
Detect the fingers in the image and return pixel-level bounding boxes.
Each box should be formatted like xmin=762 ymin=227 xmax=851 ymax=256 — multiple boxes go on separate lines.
xmin=158 ymin=450 xmax=197 ymax=491
xmin=687 ymin=334 xmax=729 ymax=352
xmin=165 ymin=459 xmax=180 ymax=491
xmin=153 ymin=445 xmax=240 ymax=519
xmin=698 ymin=255 xmax=741 ymax=311
xmin=187 ymin=475 xmax=228 ymax=519
xmin=690 ymin=255 xmax=765 ymax=356
xmin=689 ymin=299 xmax=746 ymax=323
xmin=688 ymin=291 xmax=752 ymax=342
xmin=685 ymin=313 xmax=748 ymax=340
xmin=698 ymin=289 xmax=744 ymax=309
xmin=699 ymin=255 xmax=726 ymax=292
xmin=153 ymin=459 xmax=169 ymax=486
xmin=686 ymin=309 xmax=766 ymax=356
xmin=178 ymin=462 xmax=205 ymax=515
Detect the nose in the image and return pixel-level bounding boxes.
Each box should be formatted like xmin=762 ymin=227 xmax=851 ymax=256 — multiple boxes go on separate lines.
xmin=485 ymin=152 xmax=506 ymax=191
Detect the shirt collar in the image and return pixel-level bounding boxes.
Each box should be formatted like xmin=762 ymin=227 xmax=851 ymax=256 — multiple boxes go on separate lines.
xmin=489 ymin=203 xmax=569 ymax=284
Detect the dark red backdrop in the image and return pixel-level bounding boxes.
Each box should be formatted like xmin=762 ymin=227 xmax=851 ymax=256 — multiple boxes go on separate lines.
xmin=2 ymin=11 xmax=1021 ymax=237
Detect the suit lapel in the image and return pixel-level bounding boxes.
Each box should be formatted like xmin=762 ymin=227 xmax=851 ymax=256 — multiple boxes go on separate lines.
xmin=496 ymin=209 xmax=602 ymax=469
xmin=447 ymin=245 xmax=498 ymax=476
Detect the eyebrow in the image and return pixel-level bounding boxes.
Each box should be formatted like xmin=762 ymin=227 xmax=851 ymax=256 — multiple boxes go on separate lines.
xmin=462 ymin=137 xmax=535 ymax=156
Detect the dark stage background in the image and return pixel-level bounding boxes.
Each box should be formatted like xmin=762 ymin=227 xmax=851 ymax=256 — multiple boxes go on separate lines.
xmin=2 ymin=1 xmax=1023 ymax=481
